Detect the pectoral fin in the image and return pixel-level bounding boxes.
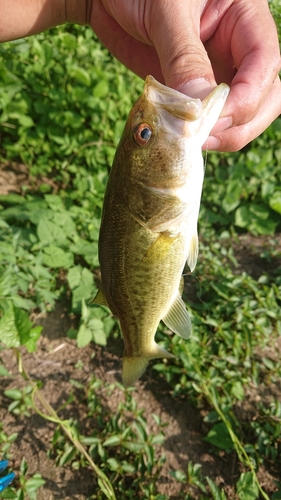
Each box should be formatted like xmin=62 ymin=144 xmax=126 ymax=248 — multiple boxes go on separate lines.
xmin=162 ymin=292 xmax=191 ymax=339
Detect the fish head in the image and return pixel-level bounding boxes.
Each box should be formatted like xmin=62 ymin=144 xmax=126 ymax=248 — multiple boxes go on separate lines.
xmin=118 ymin=75 xmax=229 ymax=192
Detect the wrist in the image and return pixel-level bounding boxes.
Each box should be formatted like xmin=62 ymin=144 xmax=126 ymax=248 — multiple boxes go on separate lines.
xmin=65 ymin=0 xmax=93 ymax=25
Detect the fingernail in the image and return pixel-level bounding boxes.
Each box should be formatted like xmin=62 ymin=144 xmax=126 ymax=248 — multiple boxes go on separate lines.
xmin=203 ymin=136 xmax=220 ymax=151
xmin=211 ymin=116 xmax=233 ymax=134
xmin=180 ymin=78 xmax=216 ymax=100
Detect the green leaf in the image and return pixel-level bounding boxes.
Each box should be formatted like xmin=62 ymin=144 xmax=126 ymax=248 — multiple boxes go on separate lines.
xmin=67 ymin=266 xmax=96 ymax=310
xmin=71 ymin=66 xmax=91 ymax=86
xmin=222 ymin=179 xmax=241 ymax=213
xmin=92 ymin=329 xmax=107 ymax=346
xmin=236 ymin=472 xmax=259 ymax=500
xmin=269 ymin=190 xmax=281 ymax=214
xmin=234 ymin=206 xmax=250 ymax=228
xmin=0 ymin=488 xmax=17 ymax=499
xmin=0 ymin=301 xmax=41 ymax=350
xmin=103 ymin=435 xmax=121 ymax=446
xmin=25 ymin=475 xmax=46 ymax=500
xmin=169 ymin=470 xmax=186 ymax=483
xmin=24 ymin=326 xmax=43 ymax=353
xmin=44 ymin=194 xmax=65 ymax=212
xmin=18 ymin=114 xmax=34 ymax=127
xmin=206 ymin=477 xmax=227 ymax=500
xmin=97 ymin=477 xmax=112 ymax=500
xmin=204 ymin=422 xmax=234 ymax=450
xmin=4 ymin=389 xmax=23 ymax=400
xmin=230 ymin=381 xmax=244 ymax=401
xmin=76 ymin=324 xmax=92 ymax=348
xmin=42 ymin=245 xmax=74 ymax=268
xmin=0 ymin=363 xmax=10 ymax=376
xmin=0 ymin=301 xmax=20 ymax=348
xmin=235 ymin=204 xmax=277 ymax=235
xmin=93 ymin=80 xmax=109 ymax=98
xmin=37 ymin=218 xmax=68 ymax=246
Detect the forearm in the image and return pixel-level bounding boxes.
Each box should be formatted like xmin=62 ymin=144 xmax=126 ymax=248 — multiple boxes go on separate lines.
xmin=0 ymin=0 xmax=91 ymax=42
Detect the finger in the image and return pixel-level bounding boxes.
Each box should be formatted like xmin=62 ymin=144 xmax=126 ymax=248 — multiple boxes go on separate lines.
xmin=147 ymin=0 xmax=217 ymax=94
xmin=90 ymin=0 xmax=163 ymax=80
xmin=220 ymin=3 xmax=281 ymax=124
xmin=203 ymin=76 xmax=281 ymax=152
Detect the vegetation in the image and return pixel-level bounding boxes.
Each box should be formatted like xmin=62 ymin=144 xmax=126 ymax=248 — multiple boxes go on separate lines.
xmin=0 ymin=2 xmax=281 ymax=498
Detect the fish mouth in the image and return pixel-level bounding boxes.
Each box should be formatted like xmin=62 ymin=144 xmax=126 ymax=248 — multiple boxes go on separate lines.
xmin=144 ymin=75 xmax=202 ymax=122
xmin=144 ymin=75 xmax=230 ymax=141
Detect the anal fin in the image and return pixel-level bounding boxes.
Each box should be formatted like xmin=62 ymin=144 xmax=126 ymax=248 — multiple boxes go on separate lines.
xmin=162 ymin=292 xmax=191 ymax=339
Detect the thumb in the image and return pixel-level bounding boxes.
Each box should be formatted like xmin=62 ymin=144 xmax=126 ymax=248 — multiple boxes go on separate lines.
xmin=148 ymin=1 xmax=216 ymax=98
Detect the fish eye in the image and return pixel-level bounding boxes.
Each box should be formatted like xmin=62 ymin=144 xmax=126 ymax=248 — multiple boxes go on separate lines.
xmin=133 ymin=123 xmax=152 ymax=146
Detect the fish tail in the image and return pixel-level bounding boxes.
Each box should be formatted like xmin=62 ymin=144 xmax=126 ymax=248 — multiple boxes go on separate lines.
xmin=122 ymin=344 xmax=175 ymax=387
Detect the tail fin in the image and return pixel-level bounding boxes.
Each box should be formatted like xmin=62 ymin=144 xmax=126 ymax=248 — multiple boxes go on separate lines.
xmin=122 ymin=344 xmax=175 ymax=387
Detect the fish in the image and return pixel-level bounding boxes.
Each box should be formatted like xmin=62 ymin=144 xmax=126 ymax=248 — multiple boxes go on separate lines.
xmin=94 ymin=75 xmax=230 ymax=387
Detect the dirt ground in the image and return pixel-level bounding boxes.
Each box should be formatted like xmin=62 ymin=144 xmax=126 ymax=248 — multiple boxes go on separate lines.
xmin=0 ymin=163 xmax=281 ymax=498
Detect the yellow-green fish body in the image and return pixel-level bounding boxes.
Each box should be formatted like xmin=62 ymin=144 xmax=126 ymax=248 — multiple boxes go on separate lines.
xmin=95 ymin=76 xmax=229 ymax=386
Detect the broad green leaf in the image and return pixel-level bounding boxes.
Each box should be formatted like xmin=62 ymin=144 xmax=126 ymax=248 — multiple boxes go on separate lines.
xmin=204 ymin=422 xmax=233 ymax=450
xmin=0 ymin=364 xmax=10 ymax=376
xmin=88 ymin=318 xmax=104 ymax=330
xmin=0 ymin=301 xmax=20 ymax=348
xmin=222 ymin=179 xmax=241 ymax=213
xmin=4 ymin=389 xmax=23 ymax=400
xmin=230 ymin=381 xmax=244 ymax=401
xmin=0 ymin=488 xmax=17 ymax=498
xmin=24 ymin=326 xmax=43 ymax=353
xmin=103 ymin=435 xmax=121 ymax=446
xmin=93 ymin=80 xmax=109 ymax=98
xmin=269 ymin=190 xmax=281 ymax=214
xmin=37 ymin=218 xmax=68 ymax=246
xmin=18 ymin=114 xmax=34 ymax=127
xmin=42 ymin=245 xmax=74 ymax=268
xmin=92 ymin=329 xmax=107 ymax=346
xmin=25 ymin=475 xmax=46 ymax=500
xmin=71 ymin=66 xmax=91 ymax=86
xmin=236 ymin=472 xmax=259 ymax=500
xmin=77 ymin=324 xmax=92 ymax=348
xmin=44 ymin=194 xmax=65 ymax=211
xmin=67 ymin=266 xmax=96 ymax=310
xmin=234 ymin=206 xmax=250 ymax=229
xmin=67 ymin=265 xmax=84 ymax=290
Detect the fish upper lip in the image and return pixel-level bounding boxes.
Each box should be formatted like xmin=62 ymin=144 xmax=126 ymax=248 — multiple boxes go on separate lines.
xmin=145 ymin=75 xmax=202 ymax=122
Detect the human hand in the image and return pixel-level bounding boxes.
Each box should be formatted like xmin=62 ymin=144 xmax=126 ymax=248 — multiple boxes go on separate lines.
xmin=89 ymin=0 xmax=281 ymax=152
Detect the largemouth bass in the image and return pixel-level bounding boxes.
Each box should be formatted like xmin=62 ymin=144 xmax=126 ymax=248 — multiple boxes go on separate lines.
xmin=94 ymin=76 xmax=229 ymax=386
